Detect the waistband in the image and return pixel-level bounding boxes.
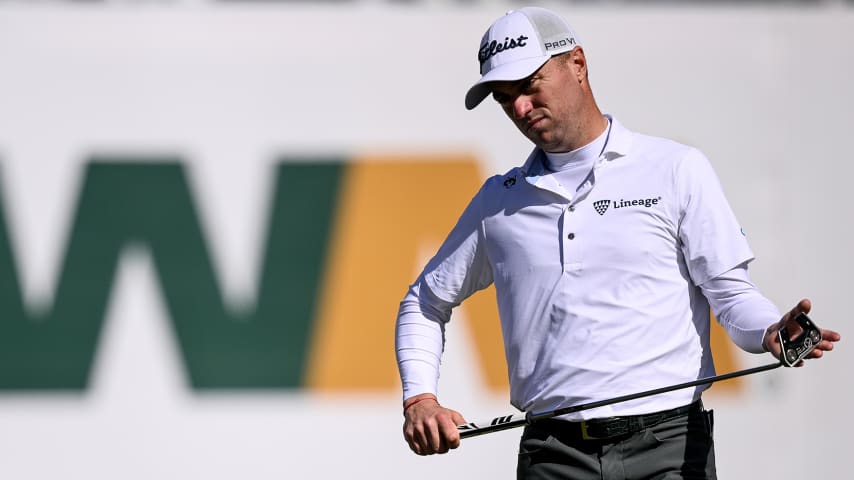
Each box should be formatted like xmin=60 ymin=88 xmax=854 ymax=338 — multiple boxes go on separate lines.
xmin=530 ymin=400 xmax=703 ymax=442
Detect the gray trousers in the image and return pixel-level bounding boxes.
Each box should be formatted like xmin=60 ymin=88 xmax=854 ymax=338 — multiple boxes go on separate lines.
xmin=517 ymin=405 xmax=716 ymax=480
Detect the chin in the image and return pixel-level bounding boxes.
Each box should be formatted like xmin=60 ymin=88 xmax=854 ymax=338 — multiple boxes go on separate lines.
xmin=531 ymin=135 xmax=555 ymax=149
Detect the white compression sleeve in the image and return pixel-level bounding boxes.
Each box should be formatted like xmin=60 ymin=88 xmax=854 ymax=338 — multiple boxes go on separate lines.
xmin=700 ymin=264 xmax=781 ymax=353
xmin=395 ymin=279 xmax=453 ymax=401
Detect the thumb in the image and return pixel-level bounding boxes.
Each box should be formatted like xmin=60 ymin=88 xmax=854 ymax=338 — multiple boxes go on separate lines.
xmin=789 ymin=298 xmax=811 ymax=319
xmin=451 ymin=410 xmax=467 ymax=426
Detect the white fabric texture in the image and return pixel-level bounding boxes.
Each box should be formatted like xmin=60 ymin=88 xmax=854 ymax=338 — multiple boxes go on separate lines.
xmin=395 ymin=116 xmax=777 ymax=420
xmin=701 ymin=264 xmax=779 ymax=353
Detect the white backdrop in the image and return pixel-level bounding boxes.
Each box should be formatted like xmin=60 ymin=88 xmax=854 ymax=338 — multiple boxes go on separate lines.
xmin=0 ymin=2 xmax=851 ymax=479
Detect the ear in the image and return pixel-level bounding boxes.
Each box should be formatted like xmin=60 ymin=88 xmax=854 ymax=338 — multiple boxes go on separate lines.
xmin=568 ymin=47 xmax=587 ymax=83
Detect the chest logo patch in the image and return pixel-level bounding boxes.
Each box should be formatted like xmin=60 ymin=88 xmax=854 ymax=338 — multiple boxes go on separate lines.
xmin=593 ymin=199 xmax=611 ymax=215
xmin=593 ymin=197 xmax=662 ymax=215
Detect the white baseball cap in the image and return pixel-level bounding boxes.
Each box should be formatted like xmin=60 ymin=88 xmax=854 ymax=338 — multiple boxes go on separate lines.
xmin=465 ymin=7 xmax=582 ymax=110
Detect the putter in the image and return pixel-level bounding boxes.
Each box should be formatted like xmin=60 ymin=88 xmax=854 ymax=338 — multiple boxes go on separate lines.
xmin=458 ymin=313 xmax=822 ymax=439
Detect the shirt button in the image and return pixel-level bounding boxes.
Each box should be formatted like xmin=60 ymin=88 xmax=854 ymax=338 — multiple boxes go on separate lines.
xmin=568 ymin=205 xmax=576 ymax=212
xmin=568 ymin=233 xmax=576 ymax=240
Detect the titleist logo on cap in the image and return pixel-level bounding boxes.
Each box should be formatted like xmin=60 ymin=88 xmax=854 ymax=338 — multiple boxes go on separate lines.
xmin=478 ymin=35 xmax=529 ymax=65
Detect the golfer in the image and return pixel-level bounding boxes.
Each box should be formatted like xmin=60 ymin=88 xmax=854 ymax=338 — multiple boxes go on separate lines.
xmin=395 ymin=7 xmax=840 ymax=479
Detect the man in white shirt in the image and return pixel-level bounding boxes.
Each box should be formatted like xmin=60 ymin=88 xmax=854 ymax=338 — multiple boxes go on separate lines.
xmin=395 ymin=7 xmax=840 ymax=479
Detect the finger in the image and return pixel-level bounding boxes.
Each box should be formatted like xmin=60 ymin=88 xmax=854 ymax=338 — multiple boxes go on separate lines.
xmin=413 ymin=439 xmax=430 ymax=455
xmin=821 ymin=329 xmax=842 ymax=342
xmin=817 ymin=338 xmax=837 ymax=351
xmin=798 ymin=333 xmax=839 ymax=362
xmin=805 ymin=340 xmax=836 ymax=359
xmin=780 ymin=299 xmax=814 ymax=342
xmin=403 ymin=422 xmax=418 ymax=451
xmin=805 ymin=349 xmax=824 ymax=360
xmin=438 ymin=417 xmax=462 ymax=451
xmin=783 ymin=299 xmax=811 ymax=326
xmin=410 ymin=417 xmax=437 ymax=455
xmin=435 ymin=437 xmax=450 ymax=454
xmin=430 ymin=414 xmax=450 ymax=453
xmin=413 ymin=422 xmax=436 ymax=456
xmin=406 ymin=437 xmax=422 ymax=455
xmin=405 ymin=431 xmax=424 ymax=455
xmin=794 ymin=298 xmax=811 ymax=316
xmin=427 ymin=421 xmax=444 ymax=454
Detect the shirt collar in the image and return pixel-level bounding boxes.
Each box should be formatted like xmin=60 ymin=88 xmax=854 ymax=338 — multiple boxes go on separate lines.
xmin=520 ymin=114 xmax=632 ymax=177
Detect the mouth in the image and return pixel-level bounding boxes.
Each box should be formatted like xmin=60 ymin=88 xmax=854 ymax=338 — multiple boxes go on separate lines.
xmin=523 ymin=116 xmax=546 ymax=133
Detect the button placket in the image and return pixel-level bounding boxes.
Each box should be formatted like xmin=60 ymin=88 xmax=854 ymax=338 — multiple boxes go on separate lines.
xmin=566 ymin=202 xmax=578 ymax=240
xmin=561 ymin=202 xmax=582 ymax=269
xmin=561 ymin=163 xmax=600 ymax=268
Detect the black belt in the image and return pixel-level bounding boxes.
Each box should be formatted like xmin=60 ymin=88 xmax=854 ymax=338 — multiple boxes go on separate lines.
xmin=533 ymin=400 xmax=702 ymax=441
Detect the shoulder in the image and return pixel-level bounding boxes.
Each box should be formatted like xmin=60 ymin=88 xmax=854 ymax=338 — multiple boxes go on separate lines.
xmin=624 ymin=132 xmax=718 ymax=188
xmin=608 ymin=117 xmax=707 ymax=170
xmin=480 ymin=167 xmax=525 ymax=195
xmin=630 ymin=131 xmax=707 ymax=166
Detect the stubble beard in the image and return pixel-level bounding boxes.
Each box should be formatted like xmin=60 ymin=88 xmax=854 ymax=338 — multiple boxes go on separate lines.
xmin=526 ymin=118 xmax=568 ymax=152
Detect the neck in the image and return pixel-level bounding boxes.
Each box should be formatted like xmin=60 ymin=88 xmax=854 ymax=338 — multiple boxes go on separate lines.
xmin=546 ymin=116 xmax=610 ymax=168
xmin=576 ymin=112 xmax=609 ymax=149
xmin=547 ymin=112 xmax=609 ymax=154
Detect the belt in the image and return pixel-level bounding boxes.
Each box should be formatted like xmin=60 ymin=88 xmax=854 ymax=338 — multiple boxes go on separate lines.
xmin=534 ymin=400 xmax=702 ymax=441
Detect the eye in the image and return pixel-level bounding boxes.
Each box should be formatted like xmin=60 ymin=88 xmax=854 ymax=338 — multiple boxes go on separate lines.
xmin=492 ymin=92 xmax=511 ymax=105
xmin=520 ymin=77 xmax=537 ymax=94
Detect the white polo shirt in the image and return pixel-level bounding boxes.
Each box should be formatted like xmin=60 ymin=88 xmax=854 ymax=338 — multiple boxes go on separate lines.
xmin=397 ymin=116 xmax=762 ymax=419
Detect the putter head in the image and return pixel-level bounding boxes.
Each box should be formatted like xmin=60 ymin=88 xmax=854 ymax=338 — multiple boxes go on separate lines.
xmin=778 ymin=313 xmax=822 ymax=367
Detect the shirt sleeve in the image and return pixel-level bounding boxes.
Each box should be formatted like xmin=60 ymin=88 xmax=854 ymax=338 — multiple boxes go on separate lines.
xmin=395 ymin=280 xmax=452 ymax=400
xmin=394 ymin=182 xmax=495 ymax=401
xmin=676 ymin=148 xmax=754 ymax=285
xmin=700 ymin=263 xmax=780 ymax=353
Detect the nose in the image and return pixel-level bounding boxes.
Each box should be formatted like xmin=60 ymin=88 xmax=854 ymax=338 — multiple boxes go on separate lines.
xmin=512 ymin=95 xmax=533 ymax=120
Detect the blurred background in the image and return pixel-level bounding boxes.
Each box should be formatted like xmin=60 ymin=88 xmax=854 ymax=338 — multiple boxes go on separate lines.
xmin=0 ymin=0 xmax=851 ymax=478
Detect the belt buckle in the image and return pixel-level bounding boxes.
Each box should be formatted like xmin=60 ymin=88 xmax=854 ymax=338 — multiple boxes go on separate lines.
xmin=579 ymin=419 xmax=615 ymax=440
xmin=580 ymin=420 xmax=600 ymax=440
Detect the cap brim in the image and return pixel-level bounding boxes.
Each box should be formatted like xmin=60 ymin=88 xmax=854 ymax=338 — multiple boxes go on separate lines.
xmin=464 ymin=55 xmax=551 ymax=110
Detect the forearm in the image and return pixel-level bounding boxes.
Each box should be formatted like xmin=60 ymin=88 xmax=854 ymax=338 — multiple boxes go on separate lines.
xmin=395 ymin=280 xmax=452 ymax=400
xmin=701 ymin=264 xmax=781 ymax=353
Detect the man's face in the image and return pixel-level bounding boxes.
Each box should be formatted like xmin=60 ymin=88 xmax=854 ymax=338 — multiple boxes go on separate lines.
xmin=489 ymin=53 xmax=585 ymax=153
